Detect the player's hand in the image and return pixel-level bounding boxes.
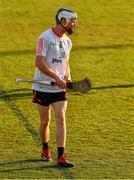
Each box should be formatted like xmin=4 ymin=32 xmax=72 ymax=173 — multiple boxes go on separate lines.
xmin=55 ymin=77 xmax=67 ymax=89
xmin=64 ymin=79 xmax=72 ymax=83
xmin=64 ymin=76 xmax=72 ymax=83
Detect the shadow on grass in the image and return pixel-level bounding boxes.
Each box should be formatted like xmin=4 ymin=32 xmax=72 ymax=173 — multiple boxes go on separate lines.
xmin=0 ymin=158 xmax=57 ymax=172
xmin=0 ymin=92 xmax=32 ymax=100
xmin=0 ymin=159 xmax=57 ymax=171
xmin=70 ymin=83 xmax=134 ymax=95
xmin=1 ymin=83 xmax=134 ymax=100
xmin=0 ymin=49 xmax=35 ymax=57
xmin=73 ymin=43 xmax=134 ymax=51
xmin=0 ymin=88 xmax=30 ymax=93
xmin=0 ymin=88 xmax=32 ymax=100
xmin=0 ymin=159 xmax=75 ymax=178
xmin=0 ymin=159 xmax=43 ymax=166
xmin=0 ymin=89 xmax=40 ymax=146
xmin=1 ymin=43 xmax=134 ymax=57
xmin=92 ymin=84 xmax=134 ymax=90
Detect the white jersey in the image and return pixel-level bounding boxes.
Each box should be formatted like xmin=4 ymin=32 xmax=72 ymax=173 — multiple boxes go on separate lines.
xmin=32 ymin=28 xmax=72 ymax=92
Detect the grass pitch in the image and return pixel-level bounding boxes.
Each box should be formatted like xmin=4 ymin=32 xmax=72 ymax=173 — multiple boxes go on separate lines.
xmin=0 ymin=0 xmax=134 ymax=179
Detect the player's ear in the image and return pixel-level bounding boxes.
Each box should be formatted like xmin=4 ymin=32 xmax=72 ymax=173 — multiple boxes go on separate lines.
xmin=61 ymin=18 xmax=68 ymax=27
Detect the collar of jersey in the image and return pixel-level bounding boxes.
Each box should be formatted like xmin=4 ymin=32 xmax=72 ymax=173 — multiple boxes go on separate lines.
xmin=52 ymin=28 xmax=63 ymax=38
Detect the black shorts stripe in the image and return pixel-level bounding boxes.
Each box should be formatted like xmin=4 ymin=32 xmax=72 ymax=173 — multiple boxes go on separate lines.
xmin=32 ymin=90 xmax=67 ymax=106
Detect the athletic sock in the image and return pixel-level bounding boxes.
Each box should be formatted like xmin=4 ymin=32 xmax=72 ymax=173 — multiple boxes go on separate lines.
xmin=42 ymin=142 xmax=48 ymax=150
xmin=58 ymin=147 xmax=64 ymax=159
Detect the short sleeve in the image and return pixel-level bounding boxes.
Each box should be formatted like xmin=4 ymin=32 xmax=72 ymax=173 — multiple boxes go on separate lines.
xmin=36 ymin=36 xmax=49 ymax=56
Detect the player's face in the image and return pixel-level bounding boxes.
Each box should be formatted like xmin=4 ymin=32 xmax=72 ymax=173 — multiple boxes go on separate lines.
xmin=66 ymin=18 xmax=77 ymax=34
xmin=68 ymin=18 xmax=77 ymax=30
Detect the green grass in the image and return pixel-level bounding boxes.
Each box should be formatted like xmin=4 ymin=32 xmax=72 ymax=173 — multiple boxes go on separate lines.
xmin=0 ymin=0 xmax=134 ymax=179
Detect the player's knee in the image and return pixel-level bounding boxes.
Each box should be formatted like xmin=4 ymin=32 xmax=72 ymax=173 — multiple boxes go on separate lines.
xmin=57 ymin=115 xmax=65 ymax=126
xmin=41 ymin=118 xmax=50 ymax=129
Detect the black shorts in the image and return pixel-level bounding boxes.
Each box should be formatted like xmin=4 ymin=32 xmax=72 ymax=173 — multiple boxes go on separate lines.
xmin=32 ymin=90 xmax=67 ymax=106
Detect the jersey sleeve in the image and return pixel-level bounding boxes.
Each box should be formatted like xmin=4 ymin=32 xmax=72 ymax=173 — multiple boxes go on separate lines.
xmin=36 ymin=35 xmax=49 ymax=56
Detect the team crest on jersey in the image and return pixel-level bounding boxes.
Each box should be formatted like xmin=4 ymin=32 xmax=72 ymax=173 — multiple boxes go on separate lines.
xmin=59 ymin=41 xmax=63 ymax=48
xmin=49 ymin=41 xmax=56 ymax=47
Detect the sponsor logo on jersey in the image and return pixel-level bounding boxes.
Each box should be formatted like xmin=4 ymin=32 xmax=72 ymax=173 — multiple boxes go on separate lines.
xmin=52 ymin=58 xmax=62 ymax=63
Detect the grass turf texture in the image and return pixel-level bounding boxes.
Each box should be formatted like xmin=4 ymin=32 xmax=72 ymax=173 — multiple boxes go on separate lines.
xmin=0 ymin=0 xmax=134 ymax=179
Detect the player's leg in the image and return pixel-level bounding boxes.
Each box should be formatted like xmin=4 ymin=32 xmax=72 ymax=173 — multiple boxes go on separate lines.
xmin=52 ymin=101 xmax=74 ymax=168
xmin=37 ymin=104 xmax=52 ymax=161
xmin=52 ymin=101 xmax=67 ymax=148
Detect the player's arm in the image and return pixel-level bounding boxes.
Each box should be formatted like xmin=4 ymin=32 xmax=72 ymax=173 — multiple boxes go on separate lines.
xmin=64 ymin=38 xmax=72 ymax=83
xmin=35 ymin=55 xmax=66 ymax=89
xmin=64 ymin=52 xmax=72 ymax=82
xmin=64 ymin=61 xmax=71 ymax=82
